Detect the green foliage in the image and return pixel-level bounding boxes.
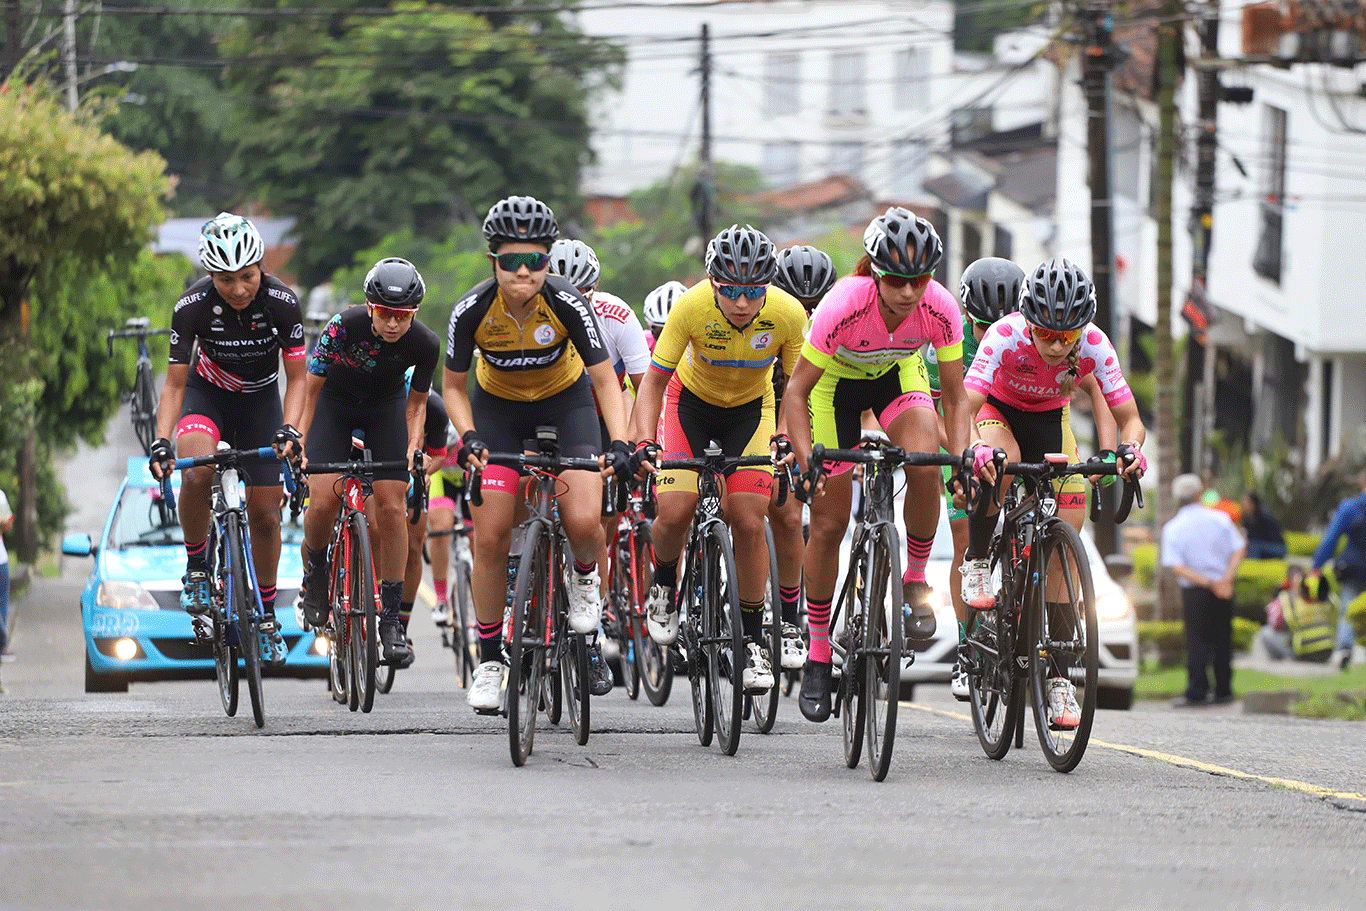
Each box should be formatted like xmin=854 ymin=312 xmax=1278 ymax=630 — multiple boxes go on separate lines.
xmin=1234 ymin=559 xmax=1290 ymax=623
xmin=1285 ymin=530 xmax=1320 ymax=557
xmin=1348 ymin=592 xmax=1366 ymax=645
xmin=1132 ymin=542 xmax=1157 ymax=588
xmin=953 ymin=0 xmax=1038 ymax=52
xmin=1137 ymin=620 xmax=1185 ymax=667
xmin=1232 ymin=616 xmax=1258 ymax=654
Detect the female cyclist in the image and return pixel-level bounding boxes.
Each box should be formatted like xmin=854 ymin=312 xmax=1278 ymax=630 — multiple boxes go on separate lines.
xmin=443 ymin=196 xmax=631 ymax=714
xmin=780 ymin=208 xmax=974 ymax=723
xmin=641 ymin=280 xmax=687 ymax=353
xmin=962 ymin=257 xmax=1146 ymax=727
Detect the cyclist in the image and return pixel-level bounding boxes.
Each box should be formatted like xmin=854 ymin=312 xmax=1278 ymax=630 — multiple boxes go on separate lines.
xmin=427 ymin=428 xmax=471 ymax=629
xmin=932 ymin=257 xmax=1118 ymax=700
xmin=444 ymin=196 xmax=632 ymax=714
xmin=296 ymin=257 xmax=440 ymax=668
xmin=962 ymin=257 xmax=1146 ymax=728
xmin=149 ymin=212 xmax=307 ymax=667
xmin=768 ymin=244 xmax=839 ymax=671
xmin=781 ymin=208 xmax=974 ymax=723
xmin=632 ymin=224 xmax=807 ymax=694
xmin=641 ymin=280 xmax=687 ymax=353
xmin=549 ymin=237 xmax=652 ymax=695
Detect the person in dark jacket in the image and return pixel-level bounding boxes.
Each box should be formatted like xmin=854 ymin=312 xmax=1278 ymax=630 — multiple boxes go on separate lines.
xmin=1241 ymin=491 xmax=1287 ymax=560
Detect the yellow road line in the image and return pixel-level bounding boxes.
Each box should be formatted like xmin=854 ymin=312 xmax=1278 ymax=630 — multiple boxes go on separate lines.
xmin=905 ymin=702 xmax=1366 ymax=806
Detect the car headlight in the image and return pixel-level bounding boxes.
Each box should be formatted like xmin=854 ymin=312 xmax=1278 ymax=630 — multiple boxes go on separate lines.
xmin=1096 ymin=591 xmax=1131 ymax=621
xmin=96 ymin=581 xmax=160 ymax=611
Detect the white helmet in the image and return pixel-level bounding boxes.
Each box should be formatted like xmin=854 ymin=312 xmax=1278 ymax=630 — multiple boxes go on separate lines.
xmin=643 ymin=280 xmax=687 ymax=329
xmin=199 ymin=212 xmax=265 ymax=273
xmin=548 ymin=239 xmax=601 ymax=293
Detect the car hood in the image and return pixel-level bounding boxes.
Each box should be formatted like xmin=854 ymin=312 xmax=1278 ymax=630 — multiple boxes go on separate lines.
xmin=99 ymin=545 xmax=304 ymax=584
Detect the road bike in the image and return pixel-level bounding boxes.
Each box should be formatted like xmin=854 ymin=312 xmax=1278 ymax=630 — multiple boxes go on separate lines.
xmin=159 ymin=444 xmax=294 ymax=728
xmin=371 ymin=460 xmax=429 ymax=696
xmin=654 ymin=445 xmax=781 ymax=757
xmin=603 ymin=476 xmax=672 ymax=706
xmin=427 ymin=517 xmax=478 ymax=689
xmin=469 ymin=427 xmax=621 ymax=767
xmin=964 ymin=451 xmax=1141 ymax=773
xmin=108 ymin=317 xmax=171 ymax=457
xmin=804 ymin=441 xmax=970 ymax=781
xmin=295 ymin=451 xmax=414 ymax=714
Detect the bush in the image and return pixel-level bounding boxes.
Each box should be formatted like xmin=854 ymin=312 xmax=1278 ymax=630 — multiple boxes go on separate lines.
xmin=1284 ymin=530 xmax=1320 ymax=558
xmin=1133 ymin=542 xmax=1157 ymax=589
xmin=1234 ymin=559 xmax=1290 ymax=623
xmin=1232 ymin=616 xmax=1258 ymax=653
xmin=1138 ymin=620 xmax=1185 ymax=667
xmin=1348 ymin=592 xmax=1366 ymax=645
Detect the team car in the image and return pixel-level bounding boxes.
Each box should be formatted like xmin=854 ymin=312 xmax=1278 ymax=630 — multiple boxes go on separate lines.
xmin=63 ymin=458 xmax=326 ymax=693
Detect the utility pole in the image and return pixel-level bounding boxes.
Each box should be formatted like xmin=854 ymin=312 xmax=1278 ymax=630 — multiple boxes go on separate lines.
xmin=1081 ymin=4 xmax=1121 ymax=557
xmin=62 ymin=0 xmax=77 ymax=110
xmin=691 ymin=23 xmax=715 ymax=261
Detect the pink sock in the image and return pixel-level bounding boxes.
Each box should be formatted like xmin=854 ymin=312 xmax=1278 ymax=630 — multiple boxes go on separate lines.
xmin=434 ymin=578 xmax=448 ymax=605
xmin=903 ymin=533 xmax=933 ymax=584
xmin=806 ymin=597 xmax=833 ymax=663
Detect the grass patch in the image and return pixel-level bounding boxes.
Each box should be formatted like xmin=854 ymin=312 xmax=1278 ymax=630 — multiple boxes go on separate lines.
xmin=1137 ymin=661 xmax=1366 ymax=720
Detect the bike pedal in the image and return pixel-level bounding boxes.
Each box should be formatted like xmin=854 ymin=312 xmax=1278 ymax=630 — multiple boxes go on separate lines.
xmin=191 ymin=617 xmax=214 ymax=642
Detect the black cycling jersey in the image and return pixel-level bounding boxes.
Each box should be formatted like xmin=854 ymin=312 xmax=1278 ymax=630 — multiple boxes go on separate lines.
xmin=423 ymin=389 xmax=450 ymax=454
xmin=308 ymin=305 xmax=440 ymax=402
xmin=169 ymin=274 xmax=306 ymax=392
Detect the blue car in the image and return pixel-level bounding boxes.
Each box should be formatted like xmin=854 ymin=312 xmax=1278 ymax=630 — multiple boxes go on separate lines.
xmin=63 ymin=458 xmax=327 ymax=693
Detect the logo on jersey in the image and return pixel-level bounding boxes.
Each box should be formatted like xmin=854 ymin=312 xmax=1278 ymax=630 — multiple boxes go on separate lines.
xmin=212 ymin=306 xmax=222 ymax=315
xmin=534 ymin=324 xmax=555 ymax=346
xmin=750 ymin=332 xmax=772 ymax=351
xmin=290 ymin=325 xmax=304 ymax=339
xmin=169 ymin=331 xmax=179 ymax=347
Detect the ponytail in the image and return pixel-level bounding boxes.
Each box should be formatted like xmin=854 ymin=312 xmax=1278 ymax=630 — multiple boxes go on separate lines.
xmin=1058 ymin=345 xmax=1081 ymax=398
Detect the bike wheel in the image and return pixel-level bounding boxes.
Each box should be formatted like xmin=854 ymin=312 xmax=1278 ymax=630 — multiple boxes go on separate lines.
xmin=562 ymin=631 xmax=591 ymax=746
xmin=838 ymin=545 xmax=866 ymax=769
xmin=862 ymin=522 xmax=902 ymax=781
xmin=607 ymin=528 xmax=640 ymax=700
xmin=704 ymin=522 xmax=744 ymax=756
xmin=631 ymin=524 xmax=673 ymax=707
xmin=375 ymin=657 xmax=397 ymax=694
xmin=133 ymin=365 xmax=158 ymax=456
xmin=968 ymin=553 xmax=1022 ymax=760
xmin=1027 ymin=520 xmax=1098 ymax=773
xmin=452 ymin=560 xmax=476 ymax=689
xmin=328 ymin=544 xmax=348 ymax=706
xmin=681 ymin=550 xmax=713 ymax=747
xmin=209 ymin=526 xmax=238 ymax=716
xmin=349 ymin=514 xmax=378 ymax=714
xmin=507 ymin=524 xmax=551 ymax=766
xmin=752 ymin=519 xmax=782 ymax=734
xmin=225 ymin=514 xmax=264 ymax=728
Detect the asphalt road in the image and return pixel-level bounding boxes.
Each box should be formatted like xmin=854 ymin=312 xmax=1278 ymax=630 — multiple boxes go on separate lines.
xmin=0 ymin=404 xmax=1362 ymax=910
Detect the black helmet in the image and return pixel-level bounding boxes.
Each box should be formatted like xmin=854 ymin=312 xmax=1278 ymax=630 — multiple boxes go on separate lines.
xmin=705 ymin=224 xmax=777 ymax=285
xmin=773 ymin=245 xmax=837 ymax=302
xmin=364 ymin=257 xmax=425 ymax=309
xmin=548 ymin=239 xmax=601 ymax=292
xmin=862 ymin=207 xmax=942 ymax=276
xmin=959 ymin=257 xmax=1026 ymax=324
xmin=482 ymin=195 xmax=558 ymax=249
xmin=1019 ymin=258 xmax=1096 ymax=332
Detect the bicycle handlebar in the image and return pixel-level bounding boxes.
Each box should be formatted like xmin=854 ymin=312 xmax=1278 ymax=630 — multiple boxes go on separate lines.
xmin=466 ymin=450 xmax=620 ymax=516
xmin=978 ymin=453 xmax=1144 ymax=524
xmin=803 ymin=443 xmax=974 ymax=508
xmin=158 ymin=446 xmax=294 ymax=511
xmin=107 ymin=326 xmax=171 ymax=358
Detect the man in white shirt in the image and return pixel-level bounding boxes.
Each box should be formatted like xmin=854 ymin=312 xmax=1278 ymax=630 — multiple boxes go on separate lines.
xmin=1161 ymin=473 xmax=1246 ymax=706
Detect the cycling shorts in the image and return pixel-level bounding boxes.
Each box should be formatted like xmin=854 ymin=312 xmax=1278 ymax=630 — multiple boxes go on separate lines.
xmin=176 ymin=375 xmax=284 ymax=486
xmin=305 ymin=385 xmax=410 ymax=482
xmin=808 ymin=355 xmax=933 ymax=477
xmin=658 ymin=374 xmax=772 ymax=498
xmin=976 ymin=395 xmax=1086 ymax=510
xmin=471 ymin=373 xmax=600 ymax=495
xmin=429 ymin=471 xmax=471 ymax=520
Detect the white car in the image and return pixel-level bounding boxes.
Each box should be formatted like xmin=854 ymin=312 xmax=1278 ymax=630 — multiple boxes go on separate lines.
xmin=834 ymin=497 xmax=1138 ymax=709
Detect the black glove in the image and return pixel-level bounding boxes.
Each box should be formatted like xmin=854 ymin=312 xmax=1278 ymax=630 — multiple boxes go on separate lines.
xmin=629 ymin=440 xmax=659 ymax=476
xmin=456 ymin=429 xmax=486 ymax=470
xmin=149 ymin=437 xmax=173 ymax=477
xmin=609 ymin=438 xmax=633 ymax=475
xmin=274 ymin=423 xmax=303 ymax=457
xmin=770 ymin=433 xmax=793 ymax=460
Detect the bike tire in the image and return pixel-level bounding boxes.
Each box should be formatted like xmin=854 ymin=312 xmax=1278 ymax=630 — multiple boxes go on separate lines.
xmin=681 ymin=546 xmax=713 ymax=747
xmin=226 ymin=513 xmax=265 ymax=728
xmin=631 ymin=523 xmax=673 ymax=707
xmin=452 ymin=560 xmax=476 ymax=689
xmin=608 ymin=526 xmax=640 ymax=700
xmin=328 ymin=541 xmax=349 ymax=706
xmin=507 ymin=524 xmax=551 ymax=766
xmin=704 ymin=522 xmax=744 ymax=756
xmin=839 ymin=541 xmax=867 ymax=769
xmin=862 ymin=521 xmax=902 ymax=782
xmin=1027 ymin=520 xmax=1098 ymax=773
xmin=968 ymin=549 xmax=1021 ymax=760
xmin=563 ymin=631 xmax=591 ymax=746
xmin=376 ymin=657 xmax=397 ymax=694
xmin=210 ymin=527 xmax=238 ymax=716
xmin=350 ymin=514 xmax=378 ymax=714
xmin=751 ymin=519 xmax=781 ymax=733
xmin=133 ymin=363 xmax=158 ymax=456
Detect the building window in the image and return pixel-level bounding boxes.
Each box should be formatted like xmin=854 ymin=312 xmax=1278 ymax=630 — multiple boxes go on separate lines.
xmin=829 ymin=51 xmax=865 ymax=115
xmin=1252 ymin=105 xmax=1287 ymax=284
xmin=893 ymin=47 xmax=927 ymax=112
xmin=764 ymin=52 xmax=800 ymax=119
xmin=951 ymin=106 xmax=993 ymax=146
xmin=762 ymin=141 xmax=801 ymax=187
xmin=889 ymin=142 xmax=926 ymax=198
xmin=828 ymin=141 xmax=864 ymax=179
xmin=993 ymin=224 xmax=1013 ymax=260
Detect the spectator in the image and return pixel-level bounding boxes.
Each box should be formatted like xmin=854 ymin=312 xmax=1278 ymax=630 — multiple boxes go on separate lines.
xmin=1161 ymin=473 xmax=1246 ymax=707
xmin=1309 ymin=469 xmax=1366 ymax=670
xmin=1241 ymin=491 xmax=1288 ymax=560
xmin=0 ymin=486 xmax=11 ymax=661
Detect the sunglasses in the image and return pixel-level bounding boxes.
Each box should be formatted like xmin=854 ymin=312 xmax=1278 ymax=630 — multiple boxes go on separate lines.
xmin=491 ymin=251 xmax=551 ymax=272
xmin=1029 ymin=325 xmax=1082 ymax=345
xmin=714 ymin=283 xmax=768 ymax=300
xmin=873 ymin=267 xmax=932 ymax=290
xmin=369 ymin=303 xmax=417 ymax=322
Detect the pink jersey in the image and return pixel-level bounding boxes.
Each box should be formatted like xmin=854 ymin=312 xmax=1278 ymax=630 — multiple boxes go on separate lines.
xmin=964 ymin=312 xmax=1133 ymax=411
xmin=803 ymin=276 xmax=963 ymax=381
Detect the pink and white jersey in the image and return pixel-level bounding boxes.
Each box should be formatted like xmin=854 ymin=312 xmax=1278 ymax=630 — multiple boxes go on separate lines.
xmin=803 ymin=276 xmax=963 ymax=381
xmin=591 ymin=290 xmax=652 ymax=383
xmin=964 ymin=312 xmax=1133 ymax=411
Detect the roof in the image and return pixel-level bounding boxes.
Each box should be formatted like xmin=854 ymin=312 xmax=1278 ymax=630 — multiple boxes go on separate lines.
xmin=993 ymin=145 xmax=1057 ymax=212
xmin=922 ymin=170 xmax=991 ymax=210
xmin=746 ymin=174 xmax=872 ymax=214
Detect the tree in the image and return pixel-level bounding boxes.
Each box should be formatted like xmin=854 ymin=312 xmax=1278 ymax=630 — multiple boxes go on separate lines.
xmin=222 ymin=0 xmax=624 ymax=286
xmin=0 ymin=79 xmax=172 ymax=559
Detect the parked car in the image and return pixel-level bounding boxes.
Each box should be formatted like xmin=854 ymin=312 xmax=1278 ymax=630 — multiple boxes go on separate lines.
xmin=63 ymin=458 xmax=327 ymax=693
xmin=836 ymin=494 xmax=1138 ymax=710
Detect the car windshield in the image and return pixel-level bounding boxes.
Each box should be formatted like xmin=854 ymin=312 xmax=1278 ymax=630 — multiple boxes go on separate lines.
xmin=105 ymin=486 xmax=305 ymax=550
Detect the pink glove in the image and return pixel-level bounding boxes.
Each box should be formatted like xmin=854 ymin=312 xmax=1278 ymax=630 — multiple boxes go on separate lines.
xmin=1119 ymin=443 xmax=1147 ymax=475
xmin=971 ymin=444 xmax=995 ymax=477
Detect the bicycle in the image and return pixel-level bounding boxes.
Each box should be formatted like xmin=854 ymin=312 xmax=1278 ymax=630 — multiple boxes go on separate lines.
xmin=158 ymin=444 xmax=295 ymax=729
xmin=294 ymin=450 xmax=415 ymax=714
xmin=804 ymin=441 xmax=970 ymax=781
xmin=468 ymin=426 xmax=622 ymax=767
xmin=964 ymin=450 xmax=1141 ymax=773
xmin=426 ymin=518 xmax=478 ymax=689
xmin=652 ymin=445 xmax=784 ymax=757
xmin=108 ymin=317 xmax=171 ymax=457
xmin=372 ymin=459 xmax=429 ymax=696
xmin=603 ymin=476 xmax=672 ymax=706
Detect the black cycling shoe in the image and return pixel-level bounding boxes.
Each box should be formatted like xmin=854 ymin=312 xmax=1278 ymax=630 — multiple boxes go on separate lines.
xmin=298 ymin=571 xmax=330 ymax=629
xmin=902 ymin=580 xmax=936 ymax=641
xmin=396 ymin=636 xmax=416 ymax=670
xmin=379 ymin=620 xmax=411 ymax=665
xmin=588 ymin=641 xmax=613 ymax=696
xmin=180 ymin=569 xmax=212 ymax=616
xmin=799 ymin=659 xmax=833 ymax=722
